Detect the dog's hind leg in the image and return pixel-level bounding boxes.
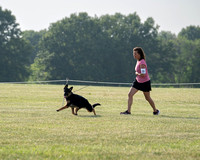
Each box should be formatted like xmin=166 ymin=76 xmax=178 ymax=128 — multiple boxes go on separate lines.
xmin=92 ymin=109 xmax=96 ymax=116
xmin=56 ymin=105 xmax=68 ymax=112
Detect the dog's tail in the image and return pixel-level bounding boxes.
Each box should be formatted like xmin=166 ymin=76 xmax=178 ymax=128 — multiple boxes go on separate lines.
xmin=92 ymin=103 xmax=101 ymax=108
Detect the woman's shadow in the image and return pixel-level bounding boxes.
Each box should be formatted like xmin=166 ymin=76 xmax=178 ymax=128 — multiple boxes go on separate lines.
xmin=160 ymin=115 xmax=200 ymax=120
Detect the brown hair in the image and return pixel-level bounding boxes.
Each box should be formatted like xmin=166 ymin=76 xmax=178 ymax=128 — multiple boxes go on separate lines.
xmin=133 ymin=47 xmax=146 ymax=60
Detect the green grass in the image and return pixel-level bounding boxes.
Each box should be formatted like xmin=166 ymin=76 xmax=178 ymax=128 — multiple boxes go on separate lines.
xmin=0 ymin=84 xmax=200 ymax=160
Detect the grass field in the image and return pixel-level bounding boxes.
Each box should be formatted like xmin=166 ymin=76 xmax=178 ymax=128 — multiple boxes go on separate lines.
xmin=0 ymin=84 xmax=200 ymax=160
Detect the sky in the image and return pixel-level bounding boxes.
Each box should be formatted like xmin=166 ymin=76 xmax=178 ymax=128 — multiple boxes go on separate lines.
xmin=1 ymin=0 xmax=200 ymax=34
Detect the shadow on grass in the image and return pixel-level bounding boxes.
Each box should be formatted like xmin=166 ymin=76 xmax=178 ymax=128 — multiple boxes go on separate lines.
xmin=133 ymin=114 xmax=200 ymax=120
xmin=160 ymin=115 xmax=200 ymax=120
xmin=78 ymin=115 xmax=102 ymax=118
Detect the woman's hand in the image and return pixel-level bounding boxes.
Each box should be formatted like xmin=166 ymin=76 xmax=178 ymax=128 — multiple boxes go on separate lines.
xmin=135 ymin=71 xmax=145 ymax=77
xmin=135 ymin=72 xmax=140 ymax=76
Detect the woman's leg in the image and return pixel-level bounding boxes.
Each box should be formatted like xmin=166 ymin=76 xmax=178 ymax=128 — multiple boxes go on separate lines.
xmin=127 ymin=87 xmax=138 ymax=112
xmin=143 ymin=91 xmax=157 ymax=112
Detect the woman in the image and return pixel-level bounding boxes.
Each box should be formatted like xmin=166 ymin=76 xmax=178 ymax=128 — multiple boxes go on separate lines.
xmin=120 ymin=47 xmax=160 ymax=115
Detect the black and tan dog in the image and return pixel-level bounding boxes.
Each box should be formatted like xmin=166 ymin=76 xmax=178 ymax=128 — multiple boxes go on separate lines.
xmin=56 ymin=85 xmax=100 ymax=115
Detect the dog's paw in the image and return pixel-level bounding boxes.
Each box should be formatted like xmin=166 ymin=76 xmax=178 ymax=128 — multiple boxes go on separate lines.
xmin=56 ymin=110 xmax=59 ymax=112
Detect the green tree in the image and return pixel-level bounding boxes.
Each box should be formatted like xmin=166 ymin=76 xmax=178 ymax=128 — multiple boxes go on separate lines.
xmin=174 ymin=26 xmax=200 ymax=83
xmin=154 ymin=31 xmax=177 ymax=83
xmin=31 ymin=12 xmax=163 ymax=83
xmin=31 ymin=13 xmax=108 ymax=81
xmin=0 ymin=7 xmax=32 ymax=81
xmin=22 ymin=30 xmax=46 ymax=64
xmin=174 ymin=37 xmax=200 ymax=83
xmin=178 ymin=25 xmax=200 ymax=41
xmin=98 ymin=13 xmax=160 ymax=82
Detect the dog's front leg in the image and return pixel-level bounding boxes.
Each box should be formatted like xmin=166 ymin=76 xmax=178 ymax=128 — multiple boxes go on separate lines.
xmin=56 ymin=105 xmax=68 ymax=112
xmin=71 ymin=108 xmax=75 ymax=115
xmin=74 ymin=108 xmax=79 ymax=115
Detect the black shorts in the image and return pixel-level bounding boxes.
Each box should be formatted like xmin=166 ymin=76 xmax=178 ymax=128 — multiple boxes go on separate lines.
xmin=132 ymin=79 xmax=152 ymax=92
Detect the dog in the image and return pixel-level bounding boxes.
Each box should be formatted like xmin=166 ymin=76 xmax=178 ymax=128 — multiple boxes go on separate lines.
xmin=56 ymin=85 xmax=101 ymax=115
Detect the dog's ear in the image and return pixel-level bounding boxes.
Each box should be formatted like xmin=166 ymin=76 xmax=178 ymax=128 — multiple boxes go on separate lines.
xmin=69 ymin=87 xmax=73 ymax=91
xmin=64 ymin=84 xmax=68 ymax=89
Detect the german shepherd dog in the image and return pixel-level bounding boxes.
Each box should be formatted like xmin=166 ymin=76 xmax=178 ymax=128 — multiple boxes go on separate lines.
xmin=56 ymin=85 xmax=100 ymax=115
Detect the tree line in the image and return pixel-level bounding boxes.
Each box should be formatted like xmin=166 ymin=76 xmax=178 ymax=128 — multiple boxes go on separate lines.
xmin=0 ymin=7 xmax=200 ymax=84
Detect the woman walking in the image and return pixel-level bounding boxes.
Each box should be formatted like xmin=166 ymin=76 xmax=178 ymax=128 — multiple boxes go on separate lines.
xmin=120 ymin=47 xmax=160 ymax=115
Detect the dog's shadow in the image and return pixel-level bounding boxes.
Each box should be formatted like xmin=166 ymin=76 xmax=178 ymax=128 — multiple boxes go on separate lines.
xmin=78 ymin=115 xmax=102 ymax=118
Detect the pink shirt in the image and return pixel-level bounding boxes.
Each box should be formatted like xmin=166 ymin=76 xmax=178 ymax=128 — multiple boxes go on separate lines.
xmin=135 ymin=59 xmax=150 ymax=83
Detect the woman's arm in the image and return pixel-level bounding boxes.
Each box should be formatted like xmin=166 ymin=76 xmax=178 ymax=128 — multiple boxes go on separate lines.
xmin=135 ymin=64 xmax=146 ymax=77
